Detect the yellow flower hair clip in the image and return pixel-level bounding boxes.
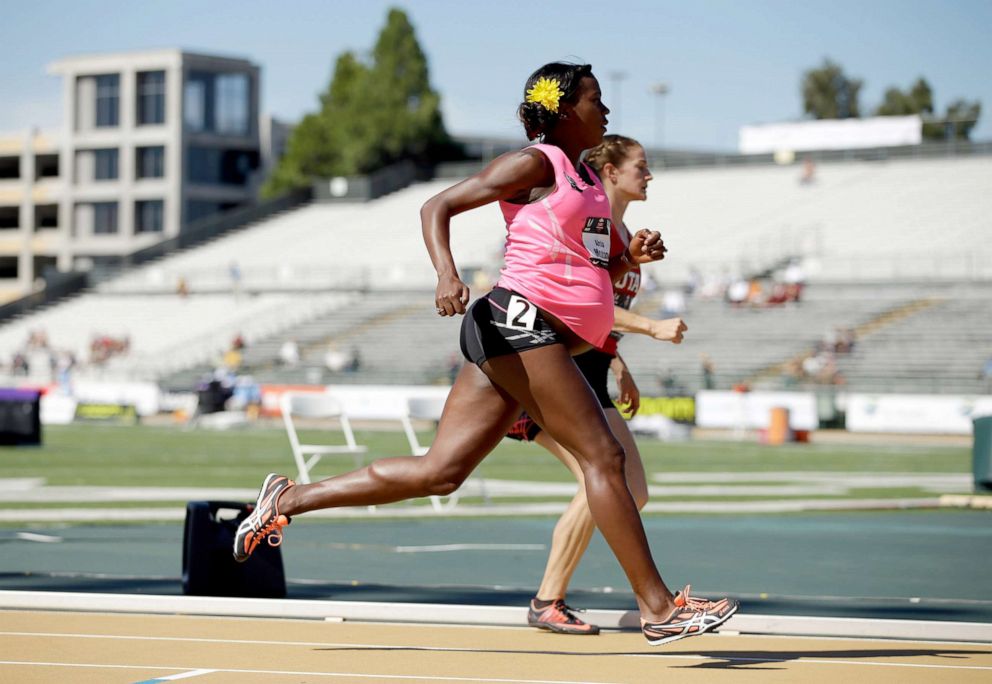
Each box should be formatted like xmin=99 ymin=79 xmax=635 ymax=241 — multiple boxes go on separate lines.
xmin=526 ymin=77 xmax=565 ymax=113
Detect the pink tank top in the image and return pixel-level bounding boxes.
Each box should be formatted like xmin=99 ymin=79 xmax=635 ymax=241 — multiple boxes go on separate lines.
xmin=496 ymin=144 xmax=614 ymax=347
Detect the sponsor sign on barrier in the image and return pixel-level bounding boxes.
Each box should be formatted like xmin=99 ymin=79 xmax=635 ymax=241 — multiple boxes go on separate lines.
xmin=845 ymin=394 xmax=992 ymax=434
xmin=634 ymin=396 xmax=695 ymax=424
xmin=260 ymin=384 xmax=451 ymax=420
xmin=74 ymin=402 xmax=139 ymax=424
xmin=695 ymin=390 xmax=818 ymax=431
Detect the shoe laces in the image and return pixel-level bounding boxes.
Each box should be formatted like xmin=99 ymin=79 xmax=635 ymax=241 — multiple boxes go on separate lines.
xmin=675 ymin=584 xmax=711 ymax=610
xmin=246 ymin=505 xmax=290 ymax=548
xmin=264 ymin=515 xmax=290 ymax=547
xmin=553 ymin=599 xmax=585 ymax=623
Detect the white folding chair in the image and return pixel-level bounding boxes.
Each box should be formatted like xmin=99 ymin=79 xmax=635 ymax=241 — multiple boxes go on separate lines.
xmin=401 ymin=395 xmax=489 ymax=511
xmin=280 ymin=391 xmax=368 ymax=485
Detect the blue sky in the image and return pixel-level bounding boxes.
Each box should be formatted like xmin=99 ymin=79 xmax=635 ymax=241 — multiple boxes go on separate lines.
xmin=2 ymin=0 xmax=990 ymax=151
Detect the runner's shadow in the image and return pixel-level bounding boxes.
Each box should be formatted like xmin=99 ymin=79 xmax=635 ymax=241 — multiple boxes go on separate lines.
xmin=674 ymin=648 xmax=991 ymax=670
xmin=316 ymin=646 xmax=990 ymax=670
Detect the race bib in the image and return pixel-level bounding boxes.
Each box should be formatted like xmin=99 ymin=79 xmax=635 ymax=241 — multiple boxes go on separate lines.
xmin=582 ymin=217 xmax=611 ymax=268
xmin=506 ymin=294 xmax=537 ymax=331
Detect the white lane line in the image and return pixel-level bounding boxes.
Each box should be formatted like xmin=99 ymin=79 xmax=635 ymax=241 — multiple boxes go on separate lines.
xmin=0 ymin=662 xmax=615 ymax=683
xmin=14 ymin=532 xmax=62 ymax=543
xmin=134 ymin=668 xmax=216 ymax=682
xmin=393 ymin=543 xmax=546 ymax=553
xmin=155 ymin=669 xmax=217 ymax=681
xmin=2 ymin=632 xmax=990 ymax=671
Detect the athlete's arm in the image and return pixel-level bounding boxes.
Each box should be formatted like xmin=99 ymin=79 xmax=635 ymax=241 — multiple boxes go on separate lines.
xmin=608 ymin=229 xmax=667 ymax=282
xmin=611 ymin=353 xmax=641 ymax=416
xmin=613 ymin=308 xmax=688 ymax=344
xmin=421 ymin=149 xmax=553 ymax=316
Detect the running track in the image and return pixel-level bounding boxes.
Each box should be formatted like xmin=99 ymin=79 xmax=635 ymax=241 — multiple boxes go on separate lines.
xmin=2 ymin=609 xmax=991 ymax=683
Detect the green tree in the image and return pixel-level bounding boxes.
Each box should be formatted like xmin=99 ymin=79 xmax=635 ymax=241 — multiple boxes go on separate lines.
xmin=875 ymin=77 xmax=942 ymax=139
xmin=875 ymin=77 xmax=981 ymax=140
xmin=801 ymin=58 xmax=863 ymax=119
xmin=943 ymin=99 xmax=981 ymax=140
xmin=263 ymin=8 xmax=459 ymax=198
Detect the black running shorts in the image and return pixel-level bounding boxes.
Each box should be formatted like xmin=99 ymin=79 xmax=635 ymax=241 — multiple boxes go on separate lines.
xmin=573 ymin=348 xmax=615 ymax=409
xmin=504 ymin=348 xmax=615 ymax=442
xmin=460 ymin=287 xmax=563 ymax=367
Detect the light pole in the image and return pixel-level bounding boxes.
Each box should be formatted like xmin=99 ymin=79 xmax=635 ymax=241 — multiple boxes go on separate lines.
xmin=651 ymin=82 xmax=670 ymax=151
xmin=607 ymin=71 xmax=627 ymax=132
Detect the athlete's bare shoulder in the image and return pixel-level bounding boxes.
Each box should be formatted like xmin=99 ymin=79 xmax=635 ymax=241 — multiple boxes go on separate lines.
xmin=488 ymin=148 xmax=554 ymax=205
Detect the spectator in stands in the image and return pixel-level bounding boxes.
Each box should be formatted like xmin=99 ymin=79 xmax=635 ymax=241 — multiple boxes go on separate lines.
xmin=657 ymin=367 xmax=684 ymax=396
xmin=230 ymin=375 xmax=262 ymax=419
xmin=685 ymin=265 xmax=703 ymax=298
xmin=323 ymin=344 xmax=347 ymax=373
xmin=229 ymin=261 xmax=243 ymax=299
xmin=222 ymin=343 xmax=243 ymax=372
xmin=53 ymin=350 xmax=76 ymax=393
xmin=279 ymin=338 xmax=300 ymax=367
xmin=764 ymin=282 xmax=790 ymax=306
xmin=346 ymin=345 xmax=362 ymax=373
xmin=504 ymin=134 xmax=688 ymax=635
xmin=981 ymin=357 xmax=992 ymax=394
xmin=232 ymin=62 xmax=736 ymax=647
xmin=445 ymin=352 xmax=461 ymax=385
xmin=783 ymin=259 xmax=805 ymax=303
xmin=661 ymin=288 xmax=686 ymax=318
xmin=726 ymin=274 xmax=749 ymax=307
xmin=11 ymin=351 xmax=29 ymax=376
xmin=701 ymin=354 xmax=716 ymax=390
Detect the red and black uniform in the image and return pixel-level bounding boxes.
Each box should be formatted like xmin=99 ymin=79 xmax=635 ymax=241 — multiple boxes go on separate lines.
xmin=507 ymin=224 xmax=641 ymax=441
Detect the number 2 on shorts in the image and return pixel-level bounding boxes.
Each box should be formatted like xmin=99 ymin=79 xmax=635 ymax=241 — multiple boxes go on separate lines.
xmin=507 ymin=294 xmax=537 ymax=331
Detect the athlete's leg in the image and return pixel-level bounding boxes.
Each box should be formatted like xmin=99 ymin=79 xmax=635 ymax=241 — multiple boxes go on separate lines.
xmin=534 ymin=430 xmax=594 ymax=601
xmin=607 ymin=408 xmax=649 ymax=508
xmin=484 ymin=346 xmax=675 ymax=621
xmin=534 ymin=407 xmax=649 ymax=600
xmin=277 ymin=362 xmax=519 ymax=515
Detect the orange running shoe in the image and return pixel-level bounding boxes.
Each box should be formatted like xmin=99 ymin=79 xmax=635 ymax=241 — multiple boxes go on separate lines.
xmin=641 ymin=586 xmax=738 ymax=646
xmin=233 ymin=473 xmax=294 ymax=563
xmin=527 ymin=599 xmax=600 ymax=635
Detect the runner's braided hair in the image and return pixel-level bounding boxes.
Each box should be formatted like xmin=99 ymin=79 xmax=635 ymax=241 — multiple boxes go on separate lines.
xmin=584 ymin=135 xmax=641 ymax=174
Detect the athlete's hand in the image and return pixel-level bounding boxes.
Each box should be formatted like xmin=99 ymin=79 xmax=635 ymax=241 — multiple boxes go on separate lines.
xmin=650 ymin=317 xmax=688 ymax=344
xmin=435 ymin=273 xmax=470 ymax=316
xmin=629 ymin=229 xmax=667 ymax=264
xmin=615 ymin=367 xmax=641 ymax=417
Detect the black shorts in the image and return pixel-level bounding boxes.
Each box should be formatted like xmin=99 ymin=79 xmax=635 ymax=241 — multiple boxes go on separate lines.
xmin=504 ymin=348 xmax=615 ymax=442
xmin=460 ymin=287 xmax=563 ymax=367
xmin=573 ymin=348 xmax=614 ymax=409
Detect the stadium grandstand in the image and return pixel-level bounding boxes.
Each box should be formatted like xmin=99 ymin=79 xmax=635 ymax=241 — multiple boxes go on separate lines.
xmin=0 ymin=148 xmax=989 ymax=403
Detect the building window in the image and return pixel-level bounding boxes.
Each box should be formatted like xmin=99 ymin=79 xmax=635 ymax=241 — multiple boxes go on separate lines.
xmin=0 ymin=207 xmax=18 ymax=229
xmin=95 ymin=74 xmax=120 ymax=127
xmin=136 ymin=146 xmax=165 ymax=179
xmin=135 ymin=200 xmax=164 ymax=233
xmin=0 ymin=157 xmax=19 ymax=179
xmin=94 ymin=149 xmax=119 ymax=181
xmin=35 ymin=154 xmax=59 ymax=179
xmin=216 ymin=73 xmax=249 ymax=135
xmin=35 ymin=204 xmax=59 ymax=230
xmin=93 ymin=202 xmax=118 ymax=234
xmin=0 ymin=257 xmax=17 ymax=279
xmin=184 ymin=73 xmax=210 ymax=132
xmin=188 ymin=146 xmax=257 ymax=186
xmin=185 ymin=71 xmax=250 ymax=135
xmin=137 ymin=71 xmax=166 ymax=125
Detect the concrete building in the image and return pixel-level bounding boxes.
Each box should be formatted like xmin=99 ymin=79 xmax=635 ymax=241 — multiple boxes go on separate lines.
xmin=0 ymin=49 xmax=262 ymax=302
